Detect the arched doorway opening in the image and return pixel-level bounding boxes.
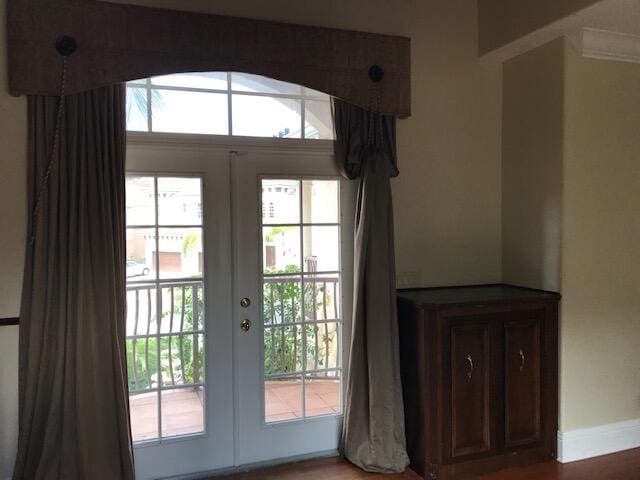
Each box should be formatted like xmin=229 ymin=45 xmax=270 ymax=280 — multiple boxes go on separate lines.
xmin=123 ymin=71 xmax=354 ymax=479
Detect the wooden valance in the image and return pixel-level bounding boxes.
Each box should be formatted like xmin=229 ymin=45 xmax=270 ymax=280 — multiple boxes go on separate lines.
xmin=7 ymin=0 xmax=411 ymax=117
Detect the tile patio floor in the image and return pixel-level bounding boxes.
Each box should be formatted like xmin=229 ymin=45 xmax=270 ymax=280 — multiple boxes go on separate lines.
xmin=130 ymin=379 xmax=340 ymax=442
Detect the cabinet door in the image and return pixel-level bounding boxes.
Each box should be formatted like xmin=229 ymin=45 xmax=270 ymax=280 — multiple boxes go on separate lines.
xmin=505 ymin=315 xmax=542 ymax=448
xmin=447 ymin=321 xmax=491 ymax=459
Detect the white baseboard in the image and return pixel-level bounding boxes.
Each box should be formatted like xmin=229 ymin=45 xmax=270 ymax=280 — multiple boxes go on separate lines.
xmin=557 ymin=418 xmax=640 ymax=463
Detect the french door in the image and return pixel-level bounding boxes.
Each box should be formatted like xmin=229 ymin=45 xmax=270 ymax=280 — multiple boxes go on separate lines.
xmin=233 ymin=151 xmax=354 ymax=466
xmin=126 ymin=139 xmax=353 ymax=479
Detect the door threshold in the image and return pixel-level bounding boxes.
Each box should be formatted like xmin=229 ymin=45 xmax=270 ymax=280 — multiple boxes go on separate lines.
xmin=162 ymin=450 xmax=340 ymax=480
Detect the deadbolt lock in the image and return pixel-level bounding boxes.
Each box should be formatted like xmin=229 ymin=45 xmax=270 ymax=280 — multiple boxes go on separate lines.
xmin=240 ymin=297 xmax=251 ymax=308
xmin=240 ymin=319 xmax=251 ymax=332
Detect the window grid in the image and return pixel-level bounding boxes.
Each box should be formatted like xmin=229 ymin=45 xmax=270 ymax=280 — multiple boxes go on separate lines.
xmin=260 ymin=177 xmax=342 ymax=423
xmin=126 ymin=72 xmax=332 ymax=139
xmin=126 ymin=174 xmax=206 ymax=444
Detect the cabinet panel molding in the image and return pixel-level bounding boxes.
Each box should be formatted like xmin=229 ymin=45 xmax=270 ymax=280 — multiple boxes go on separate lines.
xmin=449 ymin=322 xmax=491 ymax=458
xmin=505 ymin=315 xmax=542 ymax=448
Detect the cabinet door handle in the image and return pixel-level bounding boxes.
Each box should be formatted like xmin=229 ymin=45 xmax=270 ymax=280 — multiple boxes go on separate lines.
xmin=519 ymin=349 xmax=525 ymax=371
xmin=466 ymin=354 xmax=474 ymax=379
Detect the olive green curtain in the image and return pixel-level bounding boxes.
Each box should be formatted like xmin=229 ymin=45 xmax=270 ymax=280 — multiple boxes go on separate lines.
xmin=13 ymin=85 xmax=135 ymax=480
xmin=333 ymin=99 xmax=409 ymax=473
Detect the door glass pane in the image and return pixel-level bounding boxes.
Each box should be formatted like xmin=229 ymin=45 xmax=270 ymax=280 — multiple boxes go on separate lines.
xmin=304 ymin=275 xmax=340 ymax=321
xmin=261 ymin=178 xmax=342 ymax=423
xmin=264 ymin=325 xmax=302 ymax=375
xmin=157 ymin=228 xmax=203 ymax=280
xmin=126 ymin=284 xmax=159 ymax=442
xmin=159 ymin=333 xmax=204 ymax=387
xmin=262 ymin=179 xmax=300 ymax=225
xmin=232 ymin=95 xmax=301 ymax=138
xmin=126 ymin=176 xmax=155 ymax=226
xmin=263 ymin=278 xmax=302 ymax=325
xmin=157 ymin=177 xmax=203 ymax=226
xmin=305 ymin=374 xmax=340 ymax=417
xmin=302 ymin=179 xmax=338 ymax=224
xmin=126 ymin=286 xmax=157 ymax=338
xmin=126 ymin=174 xmax=206 ymax=442
xmin=159 ymin=284 xmax=204 ymax=334
xmin=152 ymin=90 xmax=228 ymax=135
xmin=126 ymin=229 xmax=155 ymax=280
xmin=304 ymin=322 xmax=339 ymax=371
xmin=161 ymin=387 xmax=204 ymax=437
xmin=129 ymin=392 xmax=159 ymax=442
xmin=262 ymin=226 xmax=301 ymax=274
xmin=303 ymin=226 xmax=339 ymax=272
xmin=264 ymin=377 xmax=303 ymax=423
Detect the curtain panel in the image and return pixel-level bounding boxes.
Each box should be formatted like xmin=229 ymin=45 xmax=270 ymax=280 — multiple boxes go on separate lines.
xmin=14 ymin=85 xmax=134 ymax=480
xmin=333 ymin=99 xmax=409 ymax=473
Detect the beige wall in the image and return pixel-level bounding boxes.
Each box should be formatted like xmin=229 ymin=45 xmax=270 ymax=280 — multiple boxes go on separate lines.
xmin=0 ymin=325 xmax=19 ymax=480
xmin=0 ymin=4 xmax=27 ymax=477
xmin=0 ymin=10 xmax=27 ymax=318
xmin=560 ymin=43 xmax=640 ymax=431
xmin=502 ymin=39 xmax=564 ymax=292
xmin=502 ymin=37 xmax=640 ymax=432
xmin=478 ymin=0 xmax=601 ymax=54
xmin=0 ymin=1 xmax=503 ymax=477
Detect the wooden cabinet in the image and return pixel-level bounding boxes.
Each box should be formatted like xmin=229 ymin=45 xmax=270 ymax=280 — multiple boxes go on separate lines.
xmin=398 ymin=285 xmax=559 ymax=480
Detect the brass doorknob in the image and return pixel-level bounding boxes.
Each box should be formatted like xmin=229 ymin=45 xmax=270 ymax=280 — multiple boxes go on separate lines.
xmin=240 ymin=319 xmax=251 ymax=332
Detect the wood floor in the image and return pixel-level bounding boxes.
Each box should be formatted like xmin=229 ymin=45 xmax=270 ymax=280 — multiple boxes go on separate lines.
xmin=216 ymin=448 xmax=640 ymax=480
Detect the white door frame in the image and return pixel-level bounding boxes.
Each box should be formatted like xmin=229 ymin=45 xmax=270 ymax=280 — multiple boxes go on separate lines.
xmin=231 ymin=149 xmax=355 ymax=467
xmin=126 ymin=133 xmax=354 ymax=478
xmin=126 ymin=140 xmax=235 ymax=480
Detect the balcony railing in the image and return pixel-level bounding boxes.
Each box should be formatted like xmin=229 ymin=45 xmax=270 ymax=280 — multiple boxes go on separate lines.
xmin=126 ymin=276 xmax=339 ymax=395
xmin=125 ymin=281 xmax=204 ymax=395
xmin=263 ymin=275 xmax=340 ymax=379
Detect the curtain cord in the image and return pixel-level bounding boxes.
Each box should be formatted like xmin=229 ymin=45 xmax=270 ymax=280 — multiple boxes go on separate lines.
xmin=29 ymin=57 xmax=68 ymax=246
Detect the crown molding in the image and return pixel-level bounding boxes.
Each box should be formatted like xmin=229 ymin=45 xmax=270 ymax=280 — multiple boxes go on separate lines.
xmin=570 ymin=27 xmax=640 ymax=64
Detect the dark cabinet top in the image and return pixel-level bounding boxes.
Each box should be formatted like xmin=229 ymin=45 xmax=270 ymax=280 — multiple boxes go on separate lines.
xmin=397 ymin=284 xmax=560 ymax=308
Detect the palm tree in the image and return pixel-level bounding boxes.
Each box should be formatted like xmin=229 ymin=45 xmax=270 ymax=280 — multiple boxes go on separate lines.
xmin=127 ymin=87 xmax=164 ymax=128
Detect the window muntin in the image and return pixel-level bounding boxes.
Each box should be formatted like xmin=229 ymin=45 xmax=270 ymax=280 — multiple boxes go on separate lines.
xmin=261 ymin=178 xmax=342 ymax=423
xmin=126 ymin=72 xmax=333 ymax=140
xmin=125 ymin=175 xmax=206 ymax=443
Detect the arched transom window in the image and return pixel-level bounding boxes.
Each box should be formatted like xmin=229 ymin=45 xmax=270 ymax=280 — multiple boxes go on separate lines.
xmin=126 ymin=72 xmax=333 ymax=140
